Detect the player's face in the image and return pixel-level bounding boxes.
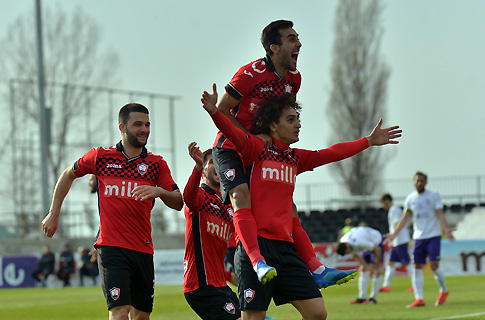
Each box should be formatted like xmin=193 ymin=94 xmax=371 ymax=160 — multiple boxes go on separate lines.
xmin=380 ymin=199 xmax=390 ymax=210
xmin=203 ymin=154 xmax=220 ymax=186
xmin=270 ymin=106 xmax=301 ymax=144
xmin=273 ymin=28 xmax=301 ymax=71
xmin=123 ymin=112 xmax=150 ymax=148
xmin=414 ymin=174 xmax=427 ymax=193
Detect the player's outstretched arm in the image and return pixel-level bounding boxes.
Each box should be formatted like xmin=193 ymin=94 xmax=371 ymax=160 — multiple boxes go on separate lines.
xmin=366 ymin=119 xmax=402 ymax=146
xmin=42 ymin=166 xmax=78 ymax=238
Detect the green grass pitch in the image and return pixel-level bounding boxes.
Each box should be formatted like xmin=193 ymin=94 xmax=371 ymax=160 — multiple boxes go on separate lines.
xmin=1 ymin=274 xmax=484 ymax=319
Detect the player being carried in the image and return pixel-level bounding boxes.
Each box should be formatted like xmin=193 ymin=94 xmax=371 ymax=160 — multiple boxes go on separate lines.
xmin=201 ymin=84 xmax=401 ymax=319
xmin=212 ymin=18 xmax=356 ymax=289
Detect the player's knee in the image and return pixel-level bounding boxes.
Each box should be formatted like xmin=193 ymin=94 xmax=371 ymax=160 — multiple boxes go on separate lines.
xmin=229 ymin=184 xmax=251 ymax=208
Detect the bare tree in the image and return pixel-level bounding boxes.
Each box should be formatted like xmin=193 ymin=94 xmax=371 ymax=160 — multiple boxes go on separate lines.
xmin=327 ymin=0 xmax=391 ymax=196
xmin=0 ymin=5 xmax=119 ymax=234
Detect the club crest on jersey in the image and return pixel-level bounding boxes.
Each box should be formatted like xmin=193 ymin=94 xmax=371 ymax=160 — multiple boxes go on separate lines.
xmin=224 ymin=169 xmax=235 ymax=181
xmin=109 ymin=287 xmax=120 ymax=301
xmin=244 ymin=288 xmax=255 ymax=303
xmin=224 ymin=302 xmax=236 ymax=314
xmin=285 ymin=84 xmax=293 ymax=93
xmin=137 ymin=163 xmax=148 ymax=175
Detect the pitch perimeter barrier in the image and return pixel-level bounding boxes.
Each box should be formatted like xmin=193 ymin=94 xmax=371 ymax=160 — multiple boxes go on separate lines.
xmin=1 ymin=241 xmax=484 ymax=288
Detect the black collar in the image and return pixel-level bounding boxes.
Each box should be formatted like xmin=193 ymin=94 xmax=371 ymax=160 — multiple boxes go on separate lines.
xmin=264 ymin=55 xmax=283 ymax=80
xmin=201 ymin=183 xmax=223 ymax=203
xmin=116 ymin=141 xmax=148 ymax=161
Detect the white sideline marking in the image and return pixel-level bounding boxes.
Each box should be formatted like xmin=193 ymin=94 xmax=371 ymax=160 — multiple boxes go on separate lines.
xmin=426 ymin=312 xmax=485 ymax=320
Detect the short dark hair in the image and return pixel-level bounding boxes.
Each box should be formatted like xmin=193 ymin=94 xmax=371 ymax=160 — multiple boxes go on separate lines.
xmin=415 ymin=171 xmax=428 ymax=181
xmin=261 ymin=20 xmax=294 ymax=56
xmin=202 ymin=149 xmax=212 ymax=167
xmin=380 ymin=193 xmax=392 ymax=202
xmin=336 ymin=242 xmax=348 ymax=256
xmin=250 ymin=94 xmax=301 ymax=135
xmin=118 ymin=103 xmax=149 ymax=125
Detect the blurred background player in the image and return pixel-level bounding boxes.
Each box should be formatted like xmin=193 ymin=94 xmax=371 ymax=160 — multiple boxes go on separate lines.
xmin=31 ymin=245 xmax=56 ymax=287
xmin=77 ymin=245 xmax=99 ymax=286
xmin=42 ymin=103 xmax=183 ymax=320
xmin=379 ymin=193 xmax=413 ymax=292
xmin=182 ymin=142 xmax=240 ymax=320
xmin=336 ymin=226 xmax=385 ymax=304
xmin=337 ymin=217 xmax=355 ymax=241
xmin=386 ymin=171 xmax=454 ymax=308
xmin=202 ymin=85 xmax=401 ymax=319
xmin=57 ymin=243 xmax=75 ymax=287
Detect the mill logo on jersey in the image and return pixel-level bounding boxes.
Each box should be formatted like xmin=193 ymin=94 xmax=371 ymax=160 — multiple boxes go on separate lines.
xmin=224 ymin=302 xmax=236 ymax=314
xmin=244 ymin=288 xmax=255 ymax=303
xmin=103 ymin=178 xmax=150 ymax=198
xmin=206 ymin=215 xmax=233 ymax=241
xmin=261 ymin=160 xmax=297 ymax=186
xmin=137 ymin=163 xmax=148 ymax=175
xmin=224 ymin=169 xmax=235 ymax=181
xmin=109 ymin=287 xmax=120 ymax=301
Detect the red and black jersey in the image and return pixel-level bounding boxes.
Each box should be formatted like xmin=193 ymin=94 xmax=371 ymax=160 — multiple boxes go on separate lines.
xmin=211 ymin=110 xmax=369 ymax=243
xmin=213 ymin=55 xmax=301 ymax=150
xmin=183 ymin=167 xmax=235 ymax=293
xmin=73 ymin=141 xmax=179 ymax=254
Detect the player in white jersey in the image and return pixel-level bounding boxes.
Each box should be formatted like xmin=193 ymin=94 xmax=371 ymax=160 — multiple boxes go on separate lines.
xmin=379 ymin=193 xmax=413 ymax=292
xmin=336 ymin=226 xmax=384 ymax=304
xmin=386 ymin=172 xmax=454 ymax=308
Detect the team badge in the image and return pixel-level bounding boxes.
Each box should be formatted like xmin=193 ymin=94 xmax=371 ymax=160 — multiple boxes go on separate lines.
xmin=285 ymin=84 xmax=293 ymax=93
xmin=244 ymin=288 xmax=255 ymax=303
xmin=224 ymin=169 xmax=235 ymax=182
xmin=224 ymin=302 xmax=236 ymax=314
xmin=109 ymin=287 xmax=120 ymax=301
xmin=137 ymin=163 xmax=148 ymax=175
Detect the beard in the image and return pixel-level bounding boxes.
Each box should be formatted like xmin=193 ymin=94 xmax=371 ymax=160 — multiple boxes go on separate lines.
xmin=126 ymin=128 xmax=148 ymax=148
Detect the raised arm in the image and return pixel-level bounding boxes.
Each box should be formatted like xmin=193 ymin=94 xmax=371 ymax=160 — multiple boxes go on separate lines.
xmin=183 ymin=142 xmax=205 ymax=212
xmin=42 ymin=166 xmax=78 ymax=238
xmin=201 ymin=84 xmax=264 ymax=161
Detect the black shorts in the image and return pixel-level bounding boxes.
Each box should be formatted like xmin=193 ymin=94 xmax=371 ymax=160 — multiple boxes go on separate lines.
xmin=212 ymin=147 xmax=248 ymax=204
xmin=225 ymin=247 xmax=236 ymax=273
xmin=97 ymin=246 xmax=154 ymax=312
xmin=234 ymin=237 xmax=321 ymax=311
xmin=184 ymin=285 xmax=241 ymax=320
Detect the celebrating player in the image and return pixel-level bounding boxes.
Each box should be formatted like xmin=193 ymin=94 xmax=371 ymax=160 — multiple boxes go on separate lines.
xmin=212 ymin=19 xmax=355 ymax=288
xmin=202 ymin=84 xmax=401 ymax=319
xmin=42 ymin=103 xmax=183 ymax=320
xmin=183 ymin=142 xmax=241 ymax=320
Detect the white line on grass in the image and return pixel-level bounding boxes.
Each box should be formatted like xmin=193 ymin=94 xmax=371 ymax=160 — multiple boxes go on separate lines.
xmin=426 ymin=312 xmax=485 ymax=320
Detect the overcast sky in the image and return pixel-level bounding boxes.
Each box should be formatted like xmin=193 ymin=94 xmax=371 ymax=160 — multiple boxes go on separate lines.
xmin=2 ymin=0 xmax=484 ymax=187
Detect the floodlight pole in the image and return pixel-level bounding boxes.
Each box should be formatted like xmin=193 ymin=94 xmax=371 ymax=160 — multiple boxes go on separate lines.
xmin=35 ymin=0 xmax=50 ymax=217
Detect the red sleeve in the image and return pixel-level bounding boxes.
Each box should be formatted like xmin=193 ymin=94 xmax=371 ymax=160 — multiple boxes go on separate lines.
xmin=156 ymin=159 xmax=179 ymax=191
xmin=73 ymin=147 xmax=98 ymax=177
xmin=183 ymin=167 xmax=204 ymax=214
xmin=296 ymin=137 xmax=369 ymax=174
xmin=211 ymin=110 xmax=264 ymax=163
xmin=226 ymin=61 xmax=257 ymax=100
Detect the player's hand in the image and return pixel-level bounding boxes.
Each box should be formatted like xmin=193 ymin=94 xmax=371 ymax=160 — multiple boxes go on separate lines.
xmin=132 ymin=185 xmax=162 ymax=201
xmin=256 ymin=134 xmax=273 ymax=147
xmin=201 ymin=83 xmax=218 ymax=115
xmin=42 ymin=212 xmax=59 ymax=238
xmin=188 ymin=142 xmax=204 ymax=171
xmin=444 ymin=228 xmax=455 ymax=241
xmin=366 ymin=119 xmax=402 ymax=146
xmin=383 ymin=233 xmax=394 ymax=245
